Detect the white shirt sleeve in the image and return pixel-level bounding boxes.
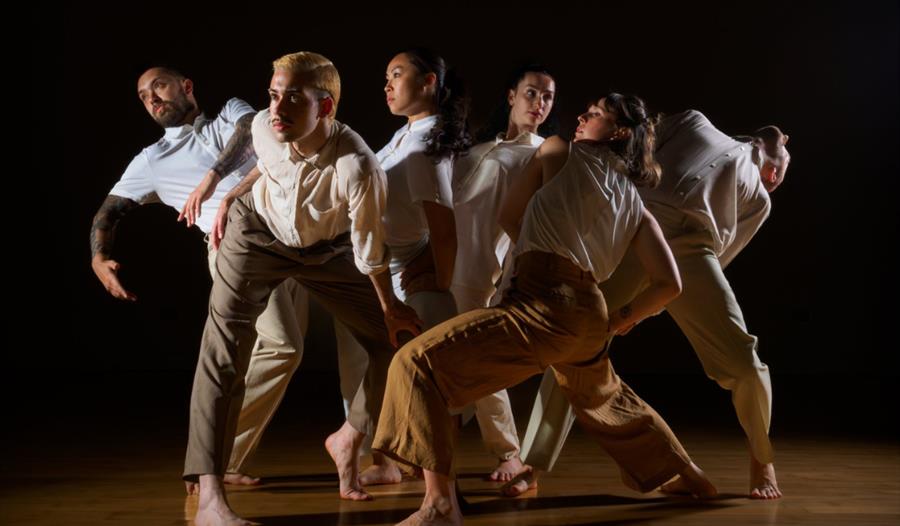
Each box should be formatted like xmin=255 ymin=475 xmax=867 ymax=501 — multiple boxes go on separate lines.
xmin=220 ymin=98 xmax=256 ymax=124
xmin=108 ymin=151 xmax=157 ymax=204
xmin=404 ymin=151 xmax=454 ymax=208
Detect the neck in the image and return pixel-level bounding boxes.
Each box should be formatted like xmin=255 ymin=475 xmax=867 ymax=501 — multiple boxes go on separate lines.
xmin=179 ymin=106 xmax=202 ymax=127
xmin=292 ymin=119 xmax=333 ymax=157
xmin=505 ymin=121 xmax=536 ymax=141
xmin=407 ymin=109 xmax=435 ymax=124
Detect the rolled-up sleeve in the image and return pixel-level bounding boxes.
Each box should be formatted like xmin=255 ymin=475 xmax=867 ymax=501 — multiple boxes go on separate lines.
xmin=341 ymin=154 xmax=390 ymax=275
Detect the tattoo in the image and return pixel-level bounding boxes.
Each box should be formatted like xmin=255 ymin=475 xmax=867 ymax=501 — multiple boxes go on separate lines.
xmin=211 ymin=113 xmax=255 ymax=178
xmin=90 ymin=195 xmax=139 ymax=258
xmin=618 ymin=303 xmax=633 ymax=320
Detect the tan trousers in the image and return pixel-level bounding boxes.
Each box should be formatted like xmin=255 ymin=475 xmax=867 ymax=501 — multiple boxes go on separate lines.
xmin=206 ymin=242 xmax=307 ymax=474
xmin=452 ymin=283 xmax=521 ymax=461
xmin=184 ymin=194 xmax=394 ymax=479
xmin=373 ymin=251 xmax=691 ymax=491
xmin=521 ymin=207 xmax=774 ymax=471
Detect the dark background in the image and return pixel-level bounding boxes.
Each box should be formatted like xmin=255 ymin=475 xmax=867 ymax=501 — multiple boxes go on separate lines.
xmin=32 ymin=2 xmax=899 ymax=440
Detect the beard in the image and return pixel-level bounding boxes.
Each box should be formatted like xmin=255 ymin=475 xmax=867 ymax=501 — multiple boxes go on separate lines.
xmin=153 ymin=95 xmax=197 ymax=128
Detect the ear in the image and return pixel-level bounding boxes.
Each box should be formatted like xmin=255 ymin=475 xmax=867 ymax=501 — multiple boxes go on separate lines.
xmin=782 ymin=134 xmax=790 ymax=145
xmin=507 ymin=88 xmax=516 ymax=107
xmin=613 ymin=127 xmax=632 ymax=141
xmin=761 ymin=164 xmax=777 ymax=185
xmin=182 ymin=78 xmax=194 ymax=95
xmin=317 ymin=96 xmax=334 ymax=118
xmin=423 ymin=72 xmax=438 ymax=89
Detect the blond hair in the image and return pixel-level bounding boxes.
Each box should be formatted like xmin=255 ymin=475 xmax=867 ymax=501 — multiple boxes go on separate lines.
xmin=272 ymin=52 xmax=341 ymax=118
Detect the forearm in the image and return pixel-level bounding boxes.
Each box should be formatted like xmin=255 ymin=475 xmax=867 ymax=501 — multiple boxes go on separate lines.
xmin=90 ymin=195 xmax=138 ymax=259
xmin=223 ymin=166 xmax=262 ymax=202
xmin=368 ymin=269 xmax=399 ymax=312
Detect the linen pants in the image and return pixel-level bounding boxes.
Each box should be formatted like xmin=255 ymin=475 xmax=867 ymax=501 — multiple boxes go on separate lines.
xmin=184 ymin=194 xmax=395 ymax=479
xmin=373 ymin=251 xmax=691 ymax=491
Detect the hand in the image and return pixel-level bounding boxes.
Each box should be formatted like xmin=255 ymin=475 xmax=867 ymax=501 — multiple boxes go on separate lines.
xmin=400 ymin=244 xmax=434 ymax=290
xmin=178 ymin=169 xmax=220 ymax=227
xmin=210 ymin=197 xmax=234 ymax=250
xmin=91 ymin=255 xmax=137 ymax=301
xmin=383 ymin=300 xmax=423 ymax=348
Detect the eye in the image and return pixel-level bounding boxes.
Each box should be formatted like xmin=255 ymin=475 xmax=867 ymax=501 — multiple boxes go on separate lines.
xmin=525 ymin=89 xmax=536 ymax=98
xmin=288 ymin=94 xmax=299 ymax=103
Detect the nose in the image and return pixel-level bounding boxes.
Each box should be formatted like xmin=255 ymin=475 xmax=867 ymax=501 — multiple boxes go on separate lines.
xmin=384 ymin=79 xmax=392 ymax=93
xmin=270 ymin=96 xmax=285 ymax=115
xmin=577 ymin=113 xmax=586 ymax=124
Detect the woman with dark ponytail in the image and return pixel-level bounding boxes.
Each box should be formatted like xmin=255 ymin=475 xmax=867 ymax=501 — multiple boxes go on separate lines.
xmin=371 ymin=92 xmax=717 ymax=524
xmin=451 ymin=64 xmax=558 ymax=483
xmin=347 ymin=48 xmax=471 ymax=487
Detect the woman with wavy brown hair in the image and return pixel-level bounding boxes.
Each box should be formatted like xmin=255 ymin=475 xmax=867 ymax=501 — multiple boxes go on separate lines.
xmin=371 ymin=93 xmax=718 ymax=525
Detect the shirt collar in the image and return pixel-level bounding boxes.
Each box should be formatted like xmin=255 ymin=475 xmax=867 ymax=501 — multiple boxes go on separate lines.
xmin=280 ymin=120 xmax=340 ymax=170
xmin=162 ymin=113 xmax=207 ymax=140
xmin=496 ymin=130 xmax=543 ymax=146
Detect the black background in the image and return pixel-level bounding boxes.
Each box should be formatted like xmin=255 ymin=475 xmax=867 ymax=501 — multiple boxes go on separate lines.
xmin=37 ymin=2 xmax=900 ymax=436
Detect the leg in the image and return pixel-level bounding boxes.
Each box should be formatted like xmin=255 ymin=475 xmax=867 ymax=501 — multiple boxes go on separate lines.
xmin=474 ymin=390 xmax=523 ymax=481
xmin=666 ymin=248 xmax=778 ymax=497
xmin=551 ymin=356 xmax=716 ymax=498
xmin=360 ymin=288 xmax=459 ymax=485
xmin=187 ymin=196 xmax=302 ymax=522
xmin=452 ymin=283 xmax=524 ymax=481
xmin=292 ymin=252 xmax=400 ymax=500
xmin=227 ymin=278 xmax=308 ymax=477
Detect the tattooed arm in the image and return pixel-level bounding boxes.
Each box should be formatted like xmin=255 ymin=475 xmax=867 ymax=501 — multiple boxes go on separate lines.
xmin=90 ymin=195 xmax=140 ymax=301
xmin=179 ymin=112 xmax=256 ymax=227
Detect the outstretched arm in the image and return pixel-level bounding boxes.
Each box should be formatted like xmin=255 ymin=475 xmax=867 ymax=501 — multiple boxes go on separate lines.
xmin=90 ymin=195 xmax=140 ymax=301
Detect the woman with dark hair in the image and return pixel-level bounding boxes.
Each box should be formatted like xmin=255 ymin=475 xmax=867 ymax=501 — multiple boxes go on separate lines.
xmin=372 ymin=93 xmax=717 ymax=525
xmin=450 ymin=64 xmax=557 ymax=482
xmin=347 ymin=48 xmax=472 ymax=488
xmin=474 ymin=63 xmax=560 ymax=143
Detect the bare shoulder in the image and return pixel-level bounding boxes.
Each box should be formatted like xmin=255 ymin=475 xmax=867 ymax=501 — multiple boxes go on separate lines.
xmin=536 ymin=135 xmax=568 ymax=158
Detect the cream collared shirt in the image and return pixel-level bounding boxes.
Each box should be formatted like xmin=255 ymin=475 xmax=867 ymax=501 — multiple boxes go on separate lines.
xmin=251 ymin=110 xmax=389 ymax=275
xmin=451 ymin=131 xmax=544 ymax=295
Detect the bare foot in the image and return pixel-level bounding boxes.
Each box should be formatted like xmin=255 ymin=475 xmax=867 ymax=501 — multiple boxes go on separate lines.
xmin=325 ymin=422 xmax=371 ymax=501
xmin=660 ymin=462 xmax=717 ymax=499
xmin=195 ymin=475 xmax=259 ymax=526
xmin=396 ymin=497 xmax=463 ymax=526
xmin=359 ymin=461 xmax=403 ymax=486
xmin=500 ymin=466 xmax=539 ymax=497
xmin=489 ymin=456 xmax=524 ymax=482
xmin=224 ymin=473 xmax=261 ymax=486
xmin=750 ymin=458 xmax=782 ymax=499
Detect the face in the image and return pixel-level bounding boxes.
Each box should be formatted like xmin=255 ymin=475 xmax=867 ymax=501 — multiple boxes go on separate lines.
xmin=507 ymin=72 xmax=555 ymax=132
xmin=384 ymin=53 xmax=435 ymax=117
xmin=574 ymin=98 xmax=621 ymax=142
xmin=759 ymin=140 xmax=791 ymax=192
xmin=137 ymin=68 xmax=197 ymax=128
xmin=267 ymin=69 xmax=329 ymax=143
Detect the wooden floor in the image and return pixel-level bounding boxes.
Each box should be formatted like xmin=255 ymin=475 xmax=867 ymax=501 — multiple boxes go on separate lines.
xmin=3 ymin=422 xmax=898 ymax=526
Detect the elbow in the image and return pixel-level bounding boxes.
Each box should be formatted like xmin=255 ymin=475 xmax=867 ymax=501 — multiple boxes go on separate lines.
xmin=664 ymin=273 xmax=683 ymax=302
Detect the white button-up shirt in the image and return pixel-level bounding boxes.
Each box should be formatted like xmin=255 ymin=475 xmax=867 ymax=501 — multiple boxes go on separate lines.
xmin=109 ymin=98 xmax=257 ymax=234
xmin=451 ymin=131 xmax=543 ymax=300
xmin=251 ymin=110 xmax=389 ymax=275
xmin=376 ymin=115 xmax=454 ymax=274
